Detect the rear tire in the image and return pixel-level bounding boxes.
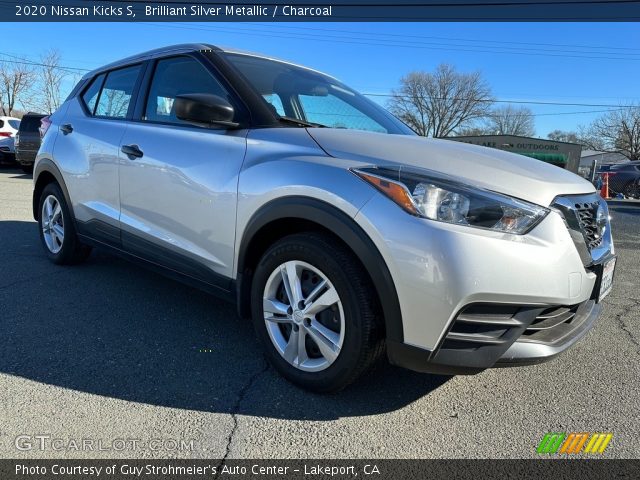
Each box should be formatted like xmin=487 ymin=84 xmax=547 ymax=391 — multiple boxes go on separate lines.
xmin=251 ymin=232 xmax=383 ymax=393
xmin=37 ymin=182 xmax=91 ymax=265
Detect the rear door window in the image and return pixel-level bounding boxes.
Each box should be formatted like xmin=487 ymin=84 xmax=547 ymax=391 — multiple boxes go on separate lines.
xmin=94 ymin=65 xmax=142 ymax=119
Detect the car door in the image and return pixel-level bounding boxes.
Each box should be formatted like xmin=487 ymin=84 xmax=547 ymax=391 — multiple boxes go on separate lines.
xmin=118 ymin=55 xmax=248 ymax=287
xmin=52 ymin=64 xmax=143 ymax=242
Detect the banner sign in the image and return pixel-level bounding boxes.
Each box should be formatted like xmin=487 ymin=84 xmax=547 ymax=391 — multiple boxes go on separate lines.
xmin=2 ymin=459 xmax=640 ymax=479
xmin=3 ymin=0 xmax=640 ymax=22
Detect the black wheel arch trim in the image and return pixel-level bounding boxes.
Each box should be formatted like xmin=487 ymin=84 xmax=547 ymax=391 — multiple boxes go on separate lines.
xmin=32 ymin=158 xmax=75 ymax=222
xmin=236 ymin=196 xmax=404 ymax=344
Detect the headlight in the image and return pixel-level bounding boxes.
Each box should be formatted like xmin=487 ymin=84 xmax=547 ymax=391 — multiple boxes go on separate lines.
xmin=353 ymin=166 xmax=548 ymax=234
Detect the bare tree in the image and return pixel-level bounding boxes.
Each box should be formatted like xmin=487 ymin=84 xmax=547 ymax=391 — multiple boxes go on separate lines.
xmin=17 ymin=50 xmax=67 ymax=114
xmin=40 ymin=50 xmax=66 ymax=114
xmin=0 ymin=59 xmax=35 ymax=116
xmin=547 ymin=130 xmax=579 ymax=143
xmin=456 ymin=126 xmax=493 ymax=136
xmin=388 ymin=64 xmax=493 ymax=137
xmin=483 ymin=104 xmax=535 ymax=136
xmin=580 ymin=106 xmax=640 ymax=160
xmin=577 ymin=125 xmax=606 ymax=151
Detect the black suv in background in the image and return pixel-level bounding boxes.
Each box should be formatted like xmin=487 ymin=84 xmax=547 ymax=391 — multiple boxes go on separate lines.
xmin=15 ymin=112 xmax=46 ymax=173
xmin=608 ymin=161 xmax=640 ymax=198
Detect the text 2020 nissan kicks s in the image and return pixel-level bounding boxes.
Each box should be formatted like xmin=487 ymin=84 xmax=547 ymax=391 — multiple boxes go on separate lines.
xmin=33 ymin=44 xmax=615 ymax=392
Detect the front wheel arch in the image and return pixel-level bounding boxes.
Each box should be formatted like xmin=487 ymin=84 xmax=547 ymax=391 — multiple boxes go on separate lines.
xmin=236 ymin=196 xmax=404 ymax=344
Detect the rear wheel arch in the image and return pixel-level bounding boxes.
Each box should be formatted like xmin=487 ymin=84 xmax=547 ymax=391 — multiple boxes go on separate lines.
xmin=236 ymin=196 xmax=404 ymax=344
xmin=33 ymin=159 xmax=74 ymax=222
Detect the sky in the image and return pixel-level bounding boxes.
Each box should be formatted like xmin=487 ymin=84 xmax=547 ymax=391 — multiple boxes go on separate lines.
xmin=0 ymin=22 xmax=638 ymax=137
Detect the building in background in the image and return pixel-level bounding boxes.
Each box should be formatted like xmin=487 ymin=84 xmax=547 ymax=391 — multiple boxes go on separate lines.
xmin=446 ymin=135 xmax=583 ymax=174
xmin=579 ymin=149 xmax=628 ymax=171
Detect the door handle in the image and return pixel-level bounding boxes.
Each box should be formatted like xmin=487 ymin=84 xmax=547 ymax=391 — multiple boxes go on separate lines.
xmin=60 ymin=124 xmax=73 ymax=135
xmin=121 ymin=144 xmax=144 ymax=159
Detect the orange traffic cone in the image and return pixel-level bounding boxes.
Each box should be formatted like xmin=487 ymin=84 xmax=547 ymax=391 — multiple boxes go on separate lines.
xmin=600 ymin=173 xmax=610 ymax=199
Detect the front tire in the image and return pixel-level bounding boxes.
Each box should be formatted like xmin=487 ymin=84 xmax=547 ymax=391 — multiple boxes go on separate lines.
xmin=251 ymin=233 xmax=383 ymax=393
xmin=37 ymin=182 xmax=91 ymax=264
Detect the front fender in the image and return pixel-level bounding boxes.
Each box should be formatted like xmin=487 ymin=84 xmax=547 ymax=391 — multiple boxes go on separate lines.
xmin=236 ymin=194 xmax=405 ymax=345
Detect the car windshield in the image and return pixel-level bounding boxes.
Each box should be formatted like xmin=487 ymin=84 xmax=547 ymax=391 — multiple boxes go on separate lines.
xmin=223 ymin=52 xmax=414 ymax=135
xmin=8 ymin=119 xmax=20 ymax=129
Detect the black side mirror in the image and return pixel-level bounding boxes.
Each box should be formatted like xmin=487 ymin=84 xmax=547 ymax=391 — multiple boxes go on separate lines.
xmin=174 ymin=94 xmax=239 ymax=128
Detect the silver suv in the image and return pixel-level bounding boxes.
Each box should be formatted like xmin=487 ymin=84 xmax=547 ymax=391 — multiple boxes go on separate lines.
xmin=33 ymin=44 xmax=615 ymax=392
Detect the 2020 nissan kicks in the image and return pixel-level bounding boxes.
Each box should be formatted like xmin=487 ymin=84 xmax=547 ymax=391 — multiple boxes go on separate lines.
xmin=33 ymin=44 xmax=615 ymax=392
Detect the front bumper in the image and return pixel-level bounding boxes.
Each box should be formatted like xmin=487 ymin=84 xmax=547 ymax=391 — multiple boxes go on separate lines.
xmin=356 ymin=191 xmax=613 ymax=375
xmin=497 ymin=300 xmax=601 ymax=366
xmin=388 ymin=298 xmax=602 ymax=374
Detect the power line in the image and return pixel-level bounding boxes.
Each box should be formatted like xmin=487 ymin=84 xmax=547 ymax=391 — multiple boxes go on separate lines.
xmin=139 ymin=22 xmax=640 ymax=62
xmin=297 ymin=107 xmax=624 ymax=118
xmin=362 ymin=92 xmax=639 ymax=108
xmin=246 ymin=22 xmax=640 ymax=53
xmin=0 ymin=51 xmax=636 ymax=110
xmin=0 ymin=53 xmax=89 ymax=73
xmin=528 ymin=108 xmax=626 ymax=116
xmin=251 ymin=27 xmax=640 ymax=57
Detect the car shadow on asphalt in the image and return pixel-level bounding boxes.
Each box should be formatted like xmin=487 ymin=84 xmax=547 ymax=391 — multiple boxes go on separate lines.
xmin=0 ymin=220 xmax=450 ymax=420
xmin=0 ymin=166 xmax=32 ymax=180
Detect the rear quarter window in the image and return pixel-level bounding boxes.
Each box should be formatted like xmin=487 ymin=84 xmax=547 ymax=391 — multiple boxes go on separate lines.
xmin=81 ymin=74 xmax=106 ymax=115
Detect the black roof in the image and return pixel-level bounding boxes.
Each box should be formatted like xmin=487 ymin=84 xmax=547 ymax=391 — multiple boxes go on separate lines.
xmin=612 ymin=160 xmax=640 ymax=167
xmin=82 ymin=43 xmax=219 ymax=79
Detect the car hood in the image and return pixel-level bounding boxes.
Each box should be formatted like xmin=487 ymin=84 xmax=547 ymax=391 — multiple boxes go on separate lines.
xmin=306 ymin=129 xmax=595 ymax=206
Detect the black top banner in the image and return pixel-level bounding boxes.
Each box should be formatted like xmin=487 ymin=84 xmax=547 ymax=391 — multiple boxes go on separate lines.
xmin=4 ymin=0 xmax=640 ymax=21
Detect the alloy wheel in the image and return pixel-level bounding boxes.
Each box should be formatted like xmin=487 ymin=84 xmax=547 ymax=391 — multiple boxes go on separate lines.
xmin=262 ymin=260 xmax=345 ymax=372
xmin=41 ymin=194 xmax=65 ymax=254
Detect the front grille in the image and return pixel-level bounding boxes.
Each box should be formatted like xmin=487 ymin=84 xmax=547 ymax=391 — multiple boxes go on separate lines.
xmin=552 ymin=193 xmax=609 ymax=264
xmin=573 ymin=200 xmax=603 ymax=249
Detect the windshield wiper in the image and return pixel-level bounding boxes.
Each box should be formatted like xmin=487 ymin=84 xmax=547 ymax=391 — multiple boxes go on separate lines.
xmin=278 ymin=116 xmax=327 ymax=128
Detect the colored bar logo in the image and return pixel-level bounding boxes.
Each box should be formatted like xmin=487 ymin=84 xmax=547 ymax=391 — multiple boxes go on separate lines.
xmin=537 ymin=433 xmax=612 ymax=455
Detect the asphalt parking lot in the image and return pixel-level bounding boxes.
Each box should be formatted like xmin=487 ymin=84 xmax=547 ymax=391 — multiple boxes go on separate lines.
xmin=1 ymin=167 xmax=639 ymax=459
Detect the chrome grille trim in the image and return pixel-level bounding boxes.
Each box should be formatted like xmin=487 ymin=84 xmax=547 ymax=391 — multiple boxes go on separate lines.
xmin=574 ymin=200 xmax=603 ymax=249
xmin=551 ymin=192 xmax=613 ymax=266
